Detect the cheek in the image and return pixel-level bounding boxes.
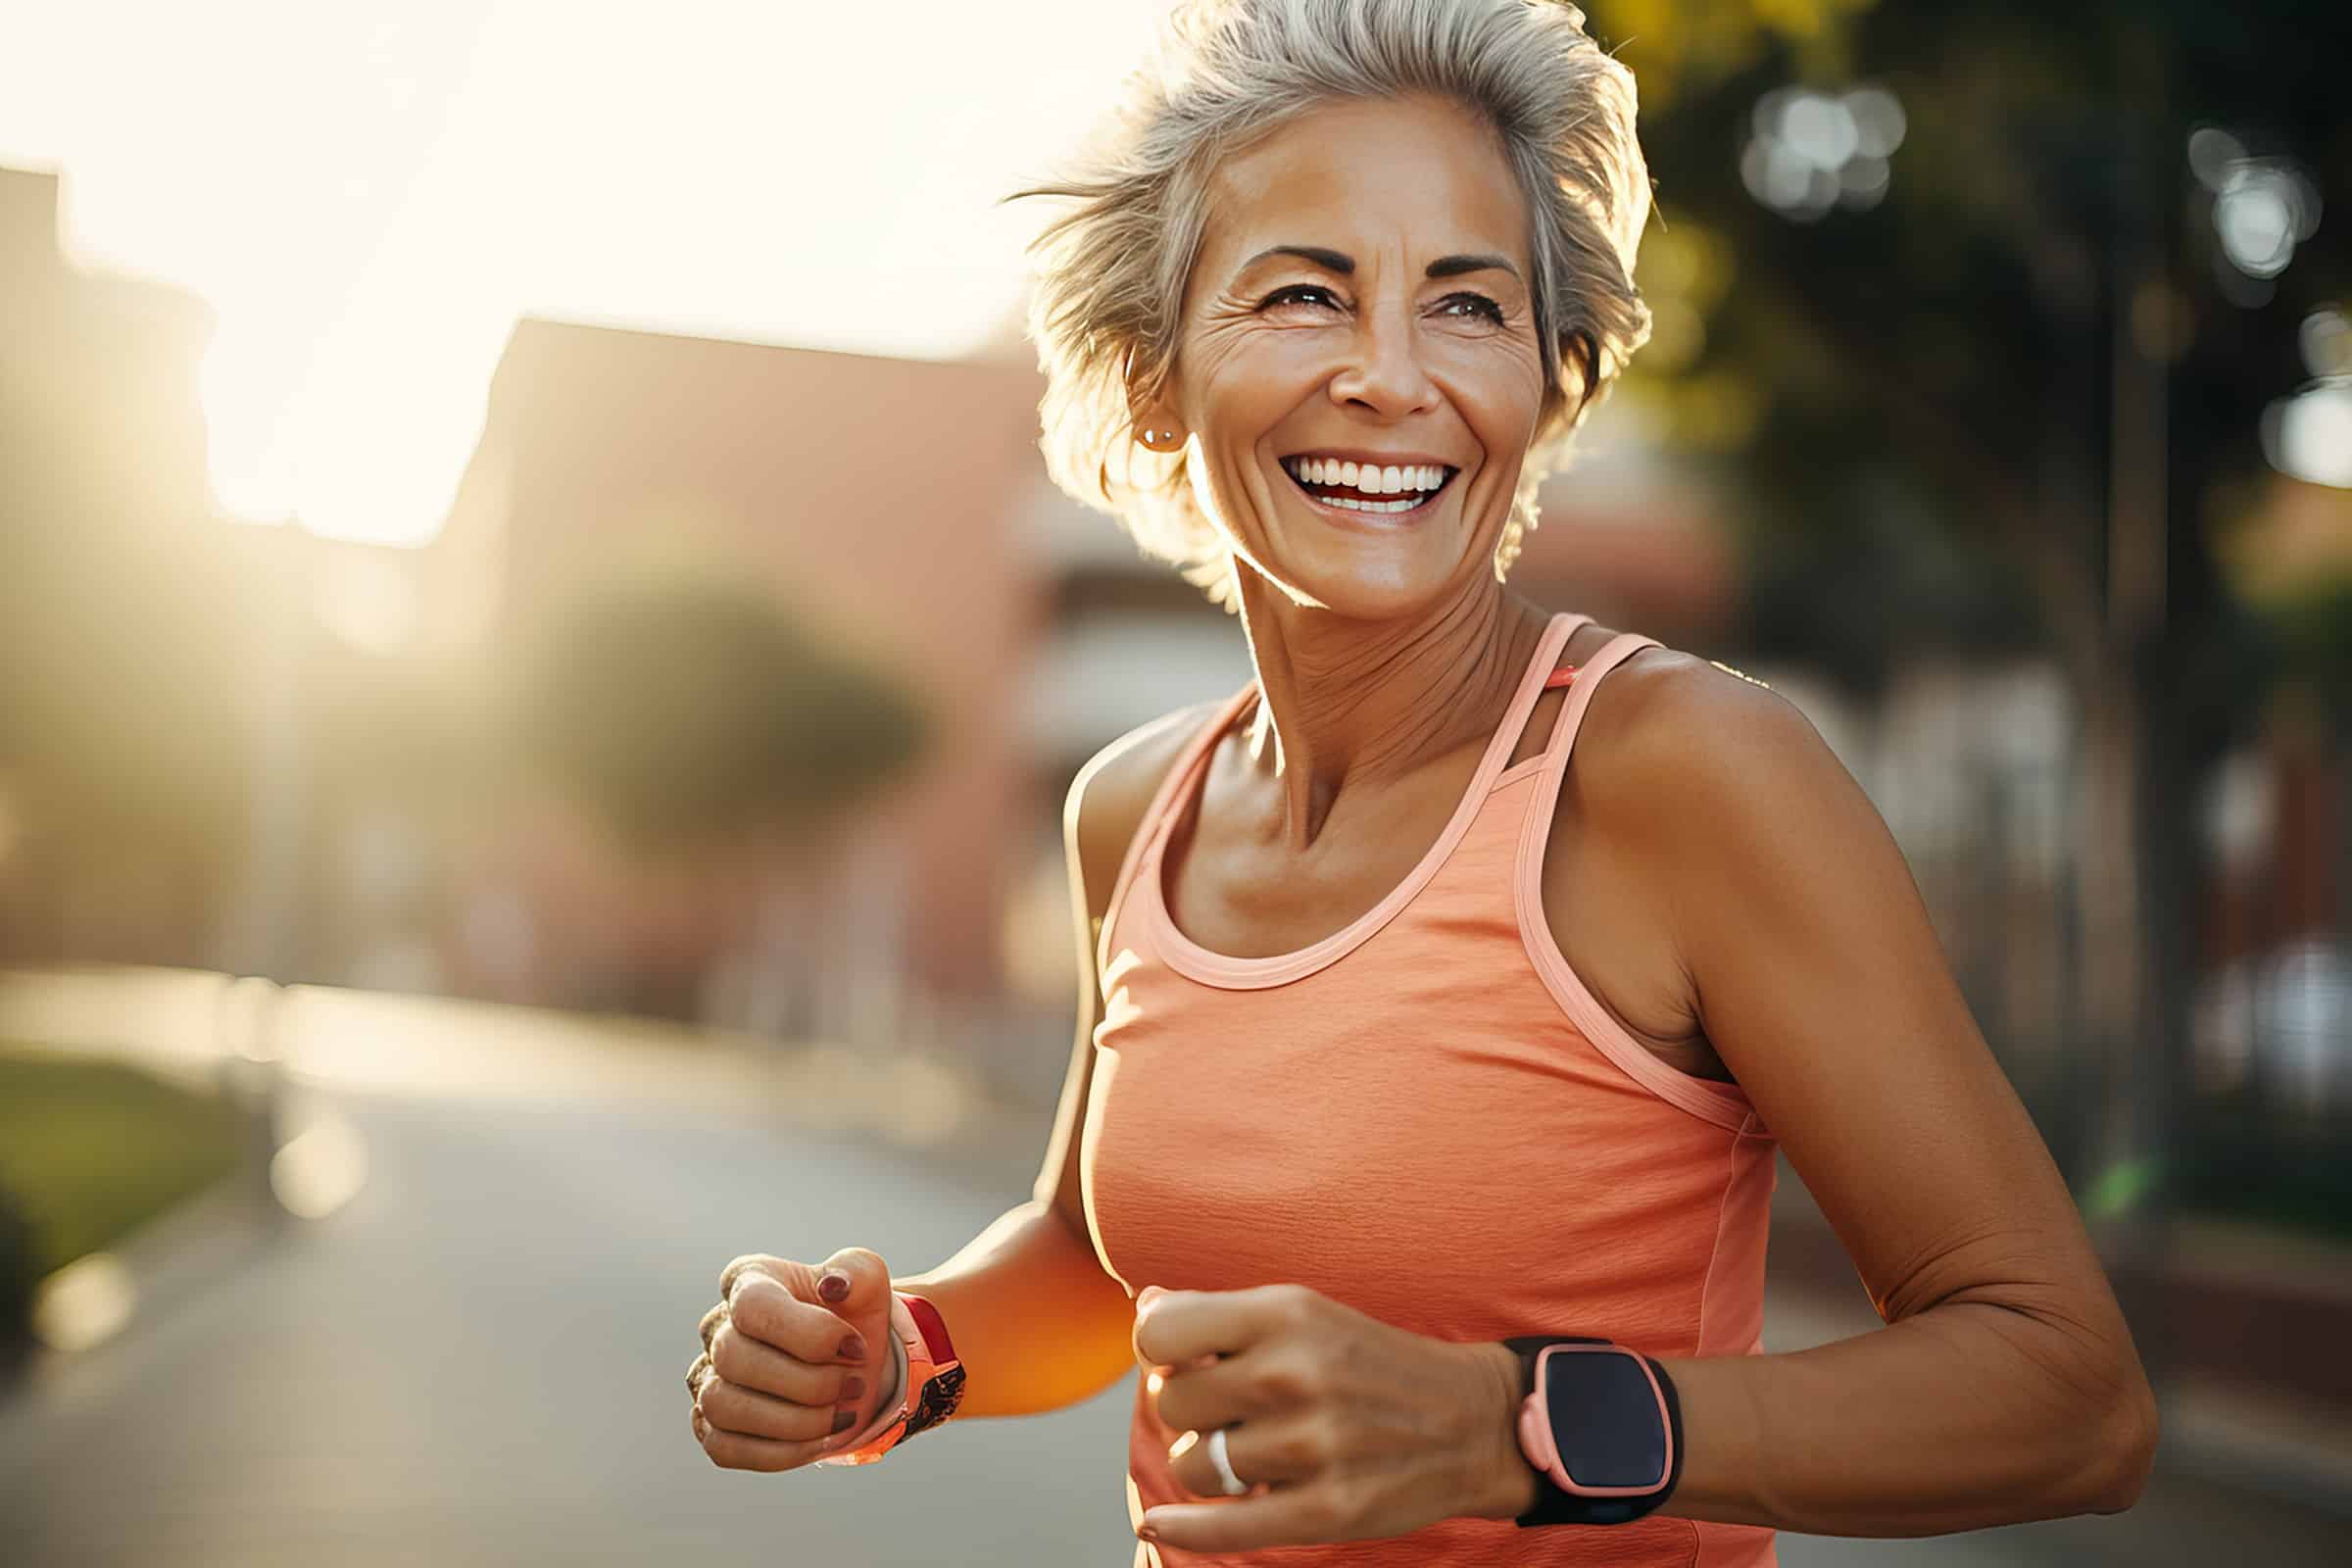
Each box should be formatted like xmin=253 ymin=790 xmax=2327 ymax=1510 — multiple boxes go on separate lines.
xmin=1186 ymin=329 xmax=1322 ymax=423
xmin=1438 ymin=342 xmax=1545 ymax=460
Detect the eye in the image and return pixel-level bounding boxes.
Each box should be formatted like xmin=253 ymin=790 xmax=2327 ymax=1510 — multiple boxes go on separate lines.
xmin=1435 ymin=291 xmax=1506 ymax=325
xmin=1259 ymin=283 xmax=1346 ymax=314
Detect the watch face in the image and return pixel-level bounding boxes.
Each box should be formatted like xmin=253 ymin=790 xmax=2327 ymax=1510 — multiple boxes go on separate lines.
xmin=1542 ymin=1348 xmax=1668 ymax=1492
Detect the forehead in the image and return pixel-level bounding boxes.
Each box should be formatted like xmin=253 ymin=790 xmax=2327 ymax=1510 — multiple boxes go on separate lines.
xmin=1196 ymin=93 xmax=1532 ymax=276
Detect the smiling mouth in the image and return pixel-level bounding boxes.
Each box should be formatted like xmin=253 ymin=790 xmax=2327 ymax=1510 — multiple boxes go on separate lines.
xmin=1280 ymin=456 xmax=1458 ymax=516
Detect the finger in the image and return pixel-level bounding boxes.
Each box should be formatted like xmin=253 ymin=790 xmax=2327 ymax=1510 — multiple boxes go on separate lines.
xmin=699 ymin=1374 xmax=858 ymax=1445
xmin=1153 ymin=1346 xmax=1292 ymax=1435
xmin=710 ymin=1321 xmax=863 ymax=1406
xmin=814 ymin=1246 xmax=897 ymax=1434
xmin=727 ymin=1273 xmax=870 ymax=1365
xmin=719 ymin=1253 xmax=793 ymax=1299
xmin=1141 ymin=1490 xmax=1348 ymax=1553
xmin=699 ymin=1300 xmax=730 ymax=1353
xmin=1135 ymin=1284 xmax=1304 ymax=1369
xmin=816 ymin=1246 xmax=892 ymax=1314
xmin=691 ymin=1402 xmax=711 ymax=1446
xmin=1164 ymin=1419 xmax=1305 ymax=1498
xmin=686 ymin=1351 xmax=712 ymax=1399
xmin=700 ymin=1421 xmax=855 ymax=1474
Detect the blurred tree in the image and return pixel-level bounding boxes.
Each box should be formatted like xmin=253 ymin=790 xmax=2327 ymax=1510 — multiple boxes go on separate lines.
xmin=1588 ymin=0 xmax=2352 ymax=1270
xmin=507 ymin=571 xmax=934 ymax=858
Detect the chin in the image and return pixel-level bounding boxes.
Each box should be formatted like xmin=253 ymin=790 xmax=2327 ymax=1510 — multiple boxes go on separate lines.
xmin=1263 ymin=560 xmax=1472 ymax=622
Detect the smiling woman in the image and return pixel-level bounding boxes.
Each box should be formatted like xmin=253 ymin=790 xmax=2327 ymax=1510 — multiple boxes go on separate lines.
xmin=1012 ymin=0 xmax=1649 ymax=612
xmin=683 ymin=5 xmax=2158 ymax=1563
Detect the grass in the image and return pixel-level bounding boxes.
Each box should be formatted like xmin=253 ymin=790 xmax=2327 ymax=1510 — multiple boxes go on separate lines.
xmin=0 ymin=1046 xmax=246 ymax=1279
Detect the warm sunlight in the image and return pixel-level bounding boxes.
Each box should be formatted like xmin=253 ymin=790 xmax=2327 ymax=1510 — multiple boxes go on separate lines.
xmin=0 ymin=0 xmax=1163 ymax=544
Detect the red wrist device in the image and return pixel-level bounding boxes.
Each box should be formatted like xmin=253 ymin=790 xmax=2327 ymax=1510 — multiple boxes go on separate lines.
xmin=813 ymin=1291 xmax=965 ymax=1467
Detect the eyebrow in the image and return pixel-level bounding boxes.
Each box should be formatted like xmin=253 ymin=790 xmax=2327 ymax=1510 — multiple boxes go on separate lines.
xmin=1244 ymin=244 xmax=1355 ymax=274
xmin=1239 ymin=245 xmax=1523 ymax=283
xmin=1425 ymin=252 xmax=1521 ymax=282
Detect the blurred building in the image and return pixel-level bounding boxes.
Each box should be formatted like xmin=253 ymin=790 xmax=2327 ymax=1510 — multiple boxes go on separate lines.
xmin=0 ymin=166 xmax=242 ymax=971
xmin=418 ymin=320 xmax=1049 ymax=1037
xmin=414 ymin=318 xmax=1753 ymax=1086
xmin=0 ymin=156 xmax=1763 ymax=1063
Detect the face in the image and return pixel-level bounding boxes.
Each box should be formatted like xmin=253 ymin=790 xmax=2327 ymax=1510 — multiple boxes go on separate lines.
xmin=1146 ymin=92 xmax=1547 ymax=617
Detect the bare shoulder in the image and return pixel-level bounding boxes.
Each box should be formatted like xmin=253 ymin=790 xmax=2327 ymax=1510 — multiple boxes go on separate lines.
xmin=1064 ymin=698 xmax=1228 ymax=933
xmin=1580 ymin=643 xmax=1928 ymax=1034
xmin=1574 ymin=646 xmax=1817 ymax=817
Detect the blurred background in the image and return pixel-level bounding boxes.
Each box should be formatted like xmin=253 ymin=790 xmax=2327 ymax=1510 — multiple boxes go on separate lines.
xmin=1 ymin=1 xmax=2346 ymax=1563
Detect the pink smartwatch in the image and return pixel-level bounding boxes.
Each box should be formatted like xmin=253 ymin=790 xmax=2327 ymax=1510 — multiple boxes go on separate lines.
xmin=812 ymin=1291 xmax=964 ymax=1467
xmin=1504 ymin=1335 xmax=1683 ymax=1527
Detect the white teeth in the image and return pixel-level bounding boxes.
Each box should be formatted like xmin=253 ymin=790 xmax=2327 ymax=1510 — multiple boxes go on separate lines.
xmin=1285 ymin=457 xmax=1452 ymax=504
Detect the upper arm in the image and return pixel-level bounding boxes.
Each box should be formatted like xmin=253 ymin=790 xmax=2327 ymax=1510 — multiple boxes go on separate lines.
xmin=1604 ymin=660 xmax=2150 ymax=1406
xmin=1032 ymin=701 xmax=1221 ymax=1238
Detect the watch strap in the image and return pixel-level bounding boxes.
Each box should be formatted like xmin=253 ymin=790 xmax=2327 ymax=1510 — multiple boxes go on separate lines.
xmin=812 ymin=1291 xmax=964 ymax=1467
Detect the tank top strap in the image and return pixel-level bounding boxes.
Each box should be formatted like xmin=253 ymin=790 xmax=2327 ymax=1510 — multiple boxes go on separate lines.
xmin=1095 ymin=684 xmax=1258 ymax=983
xmin=1532 ymin=630 xmax=1665 ymax=778
xmin=1094 ymin=612 xmax=1595 ymax=984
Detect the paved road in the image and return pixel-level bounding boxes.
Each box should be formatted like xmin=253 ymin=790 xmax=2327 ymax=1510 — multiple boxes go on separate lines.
xmin=1 ymin=1000 xmax=2343 ymax=1564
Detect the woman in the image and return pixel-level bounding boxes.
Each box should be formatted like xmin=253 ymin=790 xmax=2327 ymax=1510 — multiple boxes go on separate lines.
xmin=683 ymin=2 xmax=2160 ymax=1562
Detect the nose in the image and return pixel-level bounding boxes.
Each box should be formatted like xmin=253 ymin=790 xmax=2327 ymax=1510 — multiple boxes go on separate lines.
xmin=1326 ymin=299 xmax=1440 ymax=419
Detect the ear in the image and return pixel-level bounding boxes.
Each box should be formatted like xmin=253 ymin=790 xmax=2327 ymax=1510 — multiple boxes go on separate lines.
xmin=1131 ymin=395 xmax=1189 ymax=453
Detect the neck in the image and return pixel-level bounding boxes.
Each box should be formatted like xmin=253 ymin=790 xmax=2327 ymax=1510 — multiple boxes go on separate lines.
xmin=1228 ymin=579 xmax=1555 ymax=854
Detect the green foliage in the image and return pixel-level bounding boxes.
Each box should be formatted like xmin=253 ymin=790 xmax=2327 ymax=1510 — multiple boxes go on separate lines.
xmin=2260 ymin=575 xmax=2352 ymax=736
xmin=508 ymin=573 xmax=935 ymax=854
xmin=1597 ymin=0 xmax=2352 ymax=674
xmin=0 ymin=1048 xmax=244 ymax=1279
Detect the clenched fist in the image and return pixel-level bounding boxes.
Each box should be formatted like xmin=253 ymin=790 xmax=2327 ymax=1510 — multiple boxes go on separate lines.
xmin=686 ymin=1248 xmax=900 ymax=1472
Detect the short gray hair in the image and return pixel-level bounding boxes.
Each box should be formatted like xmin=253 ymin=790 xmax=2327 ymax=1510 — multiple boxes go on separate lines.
xmin=1013 ymin=0 xmax=1653 ymax=611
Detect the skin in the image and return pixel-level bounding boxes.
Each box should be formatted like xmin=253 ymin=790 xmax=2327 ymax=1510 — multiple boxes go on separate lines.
xmin=688 ymin=90 xmax=2161 ymax=1553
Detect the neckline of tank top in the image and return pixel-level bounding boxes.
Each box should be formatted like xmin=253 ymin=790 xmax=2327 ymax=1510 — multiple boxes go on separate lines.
xmin=1143 ymin=609 xmax=1599 ymax=990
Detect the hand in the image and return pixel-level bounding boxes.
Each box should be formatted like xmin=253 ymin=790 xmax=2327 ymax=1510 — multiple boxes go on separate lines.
xmin=1132 ymin=1283 xmax=1531 ymax=1552
xmin=687 ymin=1247 xmax=898 ymax=1472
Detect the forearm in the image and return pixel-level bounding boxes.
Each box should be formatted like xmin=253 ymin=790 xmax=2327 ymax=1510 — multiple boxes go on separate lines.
xmin=894 ymin=1199 xmax=1138 ymax=1419
xmin=1472 ymin=1302 xmax=2155 ymax=1536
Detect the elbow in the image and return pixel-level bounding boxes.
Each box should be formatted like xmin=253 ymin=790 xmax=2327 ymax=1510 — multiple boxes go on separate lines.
xmin=2082 ymin=1387 xmax=2161 ymax=1515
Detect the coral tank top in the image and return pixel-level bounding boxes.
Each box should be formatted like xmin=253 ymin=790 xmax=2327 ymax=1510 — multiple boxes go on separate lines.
xmin=1079 ymin=611 xmax=1780 ymax=1568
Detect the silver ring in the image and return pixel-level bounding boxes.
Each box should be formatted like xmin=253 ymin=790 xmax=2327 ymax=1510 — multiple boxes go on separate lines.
xmin=1204 ymin=1425 xmax=1248 ymax=1496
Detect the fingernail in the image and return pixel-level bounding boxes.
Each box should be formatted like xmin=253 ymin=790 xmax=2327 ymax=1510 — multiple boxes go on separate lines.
xmin=1138 ymin=1521 xmax=1162 ymax=1543
xmin=831 ymin=1408 xmax=856 ymax=1434
xmin=840 ymin=1332 xmax=868 ymax=1361
xmin=818 ymin=1270 xmax=851 ymax=1303
xmin=842 ymin=1374 xmax=865 ymax=1401
xmin=1137 ymin=1286 xmax=1165 ymax=1309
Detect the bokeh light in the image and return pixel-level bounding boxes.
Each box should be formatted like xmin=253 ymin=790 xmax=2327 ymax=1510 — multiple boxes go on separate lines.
xmin=2260 ymin=305 xmax=2352 ymax=490
xmin=2263 ymin=380 xmax=2352 ymax=490
xmin=2191 ymin=124 xmax=2325 ymax=306
xmin=1743 ymin=84 xmax=1904 ymax=221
